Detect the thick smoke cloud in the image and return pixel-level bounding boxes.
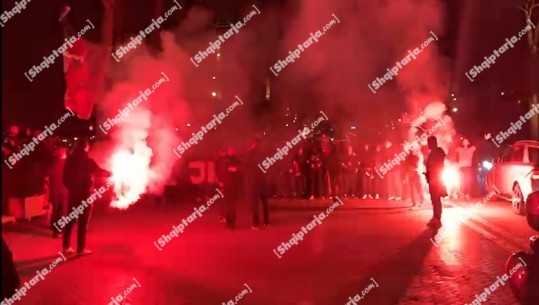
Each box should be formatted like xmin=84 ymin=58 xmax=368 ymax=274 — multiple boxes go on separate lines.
xmin=94 ymin=0 xmax=449 ymax=201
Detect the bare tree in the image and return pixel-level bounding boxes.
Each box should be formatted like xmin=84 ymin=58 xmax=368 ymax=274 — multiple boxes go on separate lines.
xmin=519 ymin=0 xmax=539 ymax=140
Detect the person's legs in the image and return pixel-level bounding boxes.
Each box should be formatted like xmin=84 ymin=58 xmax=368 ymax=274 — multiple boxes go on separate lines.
xmin=251 ymin=187 xmax=260 ymax=227
xmin=464 ymin=167 xmax=473 ymax=198
xmin=309 ymin=170 xmax=315 ymax=198
xmin=372 ymin=174 xmax=380 ymax=198
xmin=62 ymin=217 xmax=75 ymax=250
xmin=430 ymin=187 xmax=442 ymax=220
xmin=225 ymin=186 xmax=238 ymax=228
xmin=229 ymin=197 xmax=237 ymax=227
xmin=394 ymin=169 xmax=402 ymax=199
xmin=50 ymin=199 xmax=61 ymax=235
xmin=225 ymin=198 xmax=234 ymax=227
xmin=387 ymin=172 xmax=394 ymax=199
xmin=76 ymin=204 xmax=93 ymax=253
xmin=314 ymin=169 xmax=321 ymax=198
xmin=330 ymin=172 xmax=338 ymax=197
xmin=261 ymin=188 xmax=269 ymax=226
xmin=62 ymin=193 xmax=79 ymax=250
xmin=296 ymin=175 xmax=303 ymax=198
xmin=363 ymin=170 xmax=372 ymax=197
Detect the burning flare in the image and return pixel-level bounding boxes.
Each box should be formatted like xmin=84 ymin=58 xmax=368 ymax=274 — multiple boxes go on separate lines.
xmin=110 ymin=141 xmax=152 ymax=209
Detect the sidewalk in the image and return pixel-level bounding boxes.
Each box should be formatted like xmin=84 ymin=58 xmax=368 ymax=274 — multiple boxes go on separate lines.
xmin=269 ymin=197 xmax=424 ymax=211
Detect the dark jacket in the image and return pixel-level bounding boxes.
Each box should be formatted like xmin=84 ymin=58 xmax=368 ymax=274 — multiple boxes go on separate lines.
xmin=48 ymin=157 xmax=68 ymax=200
xmin=425 ymin=147 xmax=446 ymax=193
xmin=222 ymin=155 xmax=242 ymax=190
xmin=63 ymin=149 xmax=110 ymax=197
xmin=246 ymin=144 xmax=268 ymax=185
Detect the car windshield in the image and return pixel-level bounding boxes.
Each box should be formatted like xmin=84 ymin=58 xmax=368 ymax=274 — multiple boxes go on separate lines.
xmin=530 ymin=146 xmax=539 ymax=167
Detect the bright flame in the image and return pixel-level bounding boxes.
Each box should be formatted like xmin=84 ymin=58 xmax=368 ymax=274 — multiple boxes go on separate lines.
xmin=442 ymin=162 xmax=461 ymax=195
xmin=110 ymin=140 xmax=152 ymax=209
xmin=482 ymin=160 xmax=493 ymax=170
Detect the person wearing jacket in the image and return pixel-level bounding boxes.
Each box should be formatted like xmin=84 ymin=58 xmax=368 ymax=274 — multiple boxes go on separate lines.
xmin=221 ymin=147 xmax=242 ymax=229
xmin=247 ymin=138 xmax=270 ymax=229
xmin=425 ymin=136 xmax=447 ymax=227
xmin=62 ymin=138 xmax=111 ymax=255
xmin=48 ymin=146 xmax=69 ymax=238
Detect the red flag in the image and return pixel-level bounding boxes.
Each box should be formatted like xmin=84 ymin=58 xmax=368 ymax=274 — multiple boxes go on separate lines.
xmin=64 ymin=38 xmax=93 ymax=119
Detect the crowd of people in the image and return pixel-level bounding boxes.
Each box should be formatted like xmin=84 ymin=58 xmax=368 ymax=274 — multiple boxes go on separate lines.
xmin=215 ymin=134 xmax=429 ymax=205
xmin=2 ymin=125 xmax=58 ymax=207
xmin=2 ymin=121 xmax=500 ymax=238
xmin=210 ymin=132 xmax=499 ymax=209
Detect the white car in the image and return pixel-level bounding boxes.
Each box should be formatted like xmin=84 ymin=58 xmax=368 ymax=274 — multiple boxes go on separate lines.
xmin=486 ymin=140 xmax=539 ymax=215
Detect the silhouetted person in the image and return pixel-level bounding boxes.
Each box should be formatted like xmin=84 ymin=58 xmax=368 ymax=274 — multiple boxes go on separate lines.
xmin=294 ymin=147 xmax=308 ymax=198
xmin=62 ymin=138 xmax=110 ymax=255
xmin=404 ymin=151 xmax=422 ymax=207
xmin=456 ymin=138 xmax=476 ymax=200
xmin=215 ymin=149 xmax=228 ymax=222
xmin=474 ymin=132 xmax=496 ymax=196
xmin=341 ymin=145 xmax=357 ymax=198
xmin=1 ymin=238 xmax=20 ymax=301
xmin=48 ymin=146 xmax=68 ymax=238
xmin=247 ymin=138 xmax=270 ymax=229
xmin=307 ymin=147 xmax=322 ymax=199
xmin=222 ymin=147 xmax=241 ymax=229
xmin=327 ymin=144 xmax=341 ymax=199
xmin=359 ymin=144 xmax=374 ymax=199
xmin=425 ymin=136 xmax=446 ymax=227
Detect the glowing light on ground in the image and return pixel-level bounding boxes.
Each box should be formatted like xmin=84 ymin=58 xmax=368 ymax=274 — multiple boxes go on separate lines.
xmin=442 ymin=162 xmax=461 ymax=196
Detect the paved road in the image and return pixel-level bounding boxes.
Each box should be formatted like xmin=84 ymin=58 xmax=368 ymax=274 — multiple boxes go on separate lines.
xmin=2 ymin=197 xmax=535 ymax=305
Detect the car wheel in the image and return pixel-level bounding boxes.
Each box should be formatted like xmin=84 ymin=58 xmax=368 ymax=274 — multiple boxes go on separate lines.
xmin=512 ymin=184 xmax=526 ymax=216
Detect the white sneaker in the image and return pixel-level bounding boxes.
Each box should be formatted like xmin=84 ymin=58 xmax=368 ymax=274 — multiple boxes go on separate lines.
xmin=63 ymin=247 xmax=75 ymax=255
xmin=77 ymin=249 xmax=93 ymax=256
xmin=362 ymin=195 xmax=368 ymax=199
xmin=375 ymin=194 xmax=380 ymax=199
xmin=389 ymin=196 xmax=395 ymax=200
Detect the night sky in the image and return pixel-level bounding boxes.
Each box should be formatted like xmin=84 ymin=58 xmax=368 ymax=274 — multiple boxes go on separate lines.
xmin=1 ymin=0 xmax=536 ymax=139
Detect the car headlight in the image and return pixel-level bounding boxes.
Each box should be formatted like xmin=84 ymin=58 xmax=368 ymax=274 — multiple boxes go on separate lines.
xmin=482 ymin=160 xmax=494 ymax=170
